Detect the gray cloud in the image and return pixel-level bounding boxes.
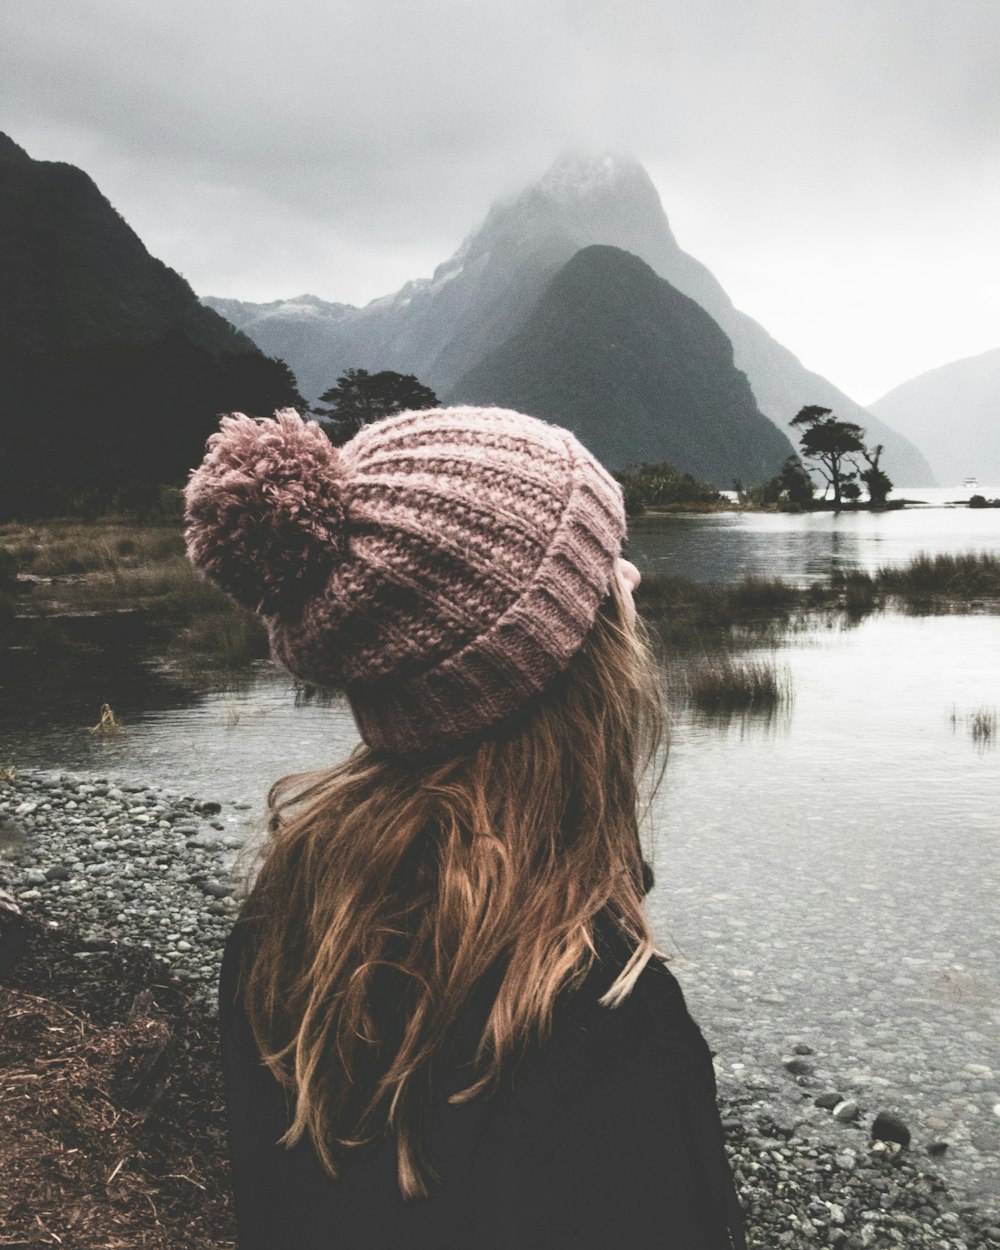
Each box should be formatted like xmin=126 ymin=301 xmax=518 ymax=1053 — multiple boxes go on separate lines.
xmin=2 ymin=0 xmax=999 ymax=398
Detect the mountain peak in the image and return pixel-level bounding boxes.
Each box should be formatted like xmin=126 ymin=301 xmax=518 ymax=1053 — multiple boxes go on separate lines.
xmin=537 ymin=150 xmax=651 ymax=200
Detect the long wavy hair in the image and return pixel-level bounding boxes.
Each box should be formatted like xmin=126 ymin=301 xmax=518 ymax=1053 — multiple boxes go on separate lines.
xmin=233 ymin=576 xmax=666 ymax=1199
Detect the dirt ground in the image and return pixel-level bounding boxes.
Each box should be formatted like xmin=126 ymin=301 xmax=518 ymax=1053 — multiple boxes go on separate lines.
xmin=0 ymin=910 xmax=236 ymax=1248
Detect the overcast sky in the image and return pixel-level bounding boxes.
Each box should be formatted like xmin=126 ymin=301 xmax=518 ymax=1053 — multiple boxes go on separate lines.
xmin=3 ymin=0 xmax=998 ymax=403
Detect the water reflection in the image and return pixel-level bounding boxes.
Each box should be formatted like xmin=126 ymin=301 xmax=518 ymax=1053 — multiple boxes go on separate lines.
xmin=626 ymin=501 xmax=1000 ymax=584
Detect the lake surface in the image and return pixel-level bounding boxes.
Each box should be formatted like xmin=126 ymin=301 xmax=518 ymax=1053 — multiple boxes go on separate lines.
xmin=627 ymin=486 xmax=1000 ymax=584
xmin=2 ymin=501 xmax=998 ymax=1210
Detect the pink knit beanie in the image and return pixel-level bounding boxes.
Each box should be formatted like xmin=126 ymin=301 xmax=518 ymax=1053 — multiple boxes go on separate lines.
xmin=184 ymin=406 xmax=626 ymax=753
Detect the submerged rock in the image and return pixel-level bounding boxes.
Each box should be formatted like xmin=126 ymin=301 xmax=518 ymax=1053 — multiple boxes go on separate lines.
xmin=872 ymin=1110 xmax=912 ymax=1149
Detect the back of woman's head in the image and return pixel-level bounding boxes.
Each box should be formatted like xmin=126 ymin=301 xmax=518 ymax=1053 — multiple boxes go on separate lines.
xmin=184 ymin=405 xmax=665 ymax=1197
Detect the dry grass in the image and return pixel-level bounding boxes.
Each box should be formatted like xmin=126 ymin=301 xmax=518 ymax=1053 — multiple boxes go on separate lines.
xmin=1 ymin=521 xmax=267 ymax=674
xmin=90 ymin=704 xmax=124 ymax=735
xmin=0 ymin=914 xmax=235 ymax=1248
xmin=0 ymin=520 xmax=185 ymax=578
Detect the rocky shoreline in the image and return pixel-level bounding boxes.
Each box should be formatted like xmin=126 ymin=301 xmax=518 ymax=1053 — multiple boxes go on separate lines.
xmin=2 ymin=768 xmax=999 ymax=1249
xmin=1 ymin=768 xmax=245 ymax=997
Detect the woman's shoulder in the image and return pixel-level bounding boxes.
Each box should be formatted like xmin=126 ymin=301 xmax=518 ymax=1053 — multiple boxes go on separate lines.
xmin=568 ymin=914 xmax=713 ymax=1063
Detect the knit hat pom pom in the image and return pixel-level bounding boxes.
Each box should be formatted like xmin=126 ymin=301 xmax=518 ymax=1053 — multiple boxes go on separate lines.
xmin=184 ymin=409 xmax=346 ymax=618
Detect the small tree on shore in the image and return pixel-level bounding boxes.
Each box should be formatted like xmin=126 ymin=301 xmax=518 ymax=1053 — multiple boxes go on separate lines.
xmin=737 ymin=455 xmax=815 ymax=509
xmin=313 ymin=368 xmax=439 ymax=446
xmin=614 ymin=462 xmax=721 ymax=516
xmin=858 ymin=444 xmax=893 ymax=508
xmin=790 ymin=406 xmax=868 ymax=511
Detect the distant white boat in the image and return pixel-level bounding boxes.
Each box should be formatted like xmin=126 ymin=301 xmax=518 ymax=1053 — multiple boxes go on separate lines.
xmin=963 ymin=477 xmax=979 ymax=489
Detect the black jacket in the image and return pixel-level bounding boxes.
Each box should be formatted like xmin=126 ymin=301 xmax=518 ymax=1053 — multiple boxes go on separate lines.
xmin=218 ymin=915 xmax=746 ymax=1249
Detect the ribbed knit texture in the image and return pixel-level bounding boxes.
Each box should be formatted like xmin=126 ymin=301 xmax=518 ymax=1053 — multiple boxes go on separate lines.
xmin=185 ymin=406 xmax=626 ymax=753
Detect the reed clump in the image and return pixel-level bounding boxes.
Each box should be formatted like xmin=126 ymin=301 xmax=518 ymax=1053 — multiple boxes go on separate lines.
xmin=684 ymin=654 xmax=791 ymax=713
xmin=636 ymin=575 xmax=807 ymax=649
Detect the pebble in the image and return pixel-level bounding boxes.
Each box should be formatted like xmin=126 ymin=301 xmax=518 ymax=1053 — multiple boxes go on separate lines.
xmin=872 ymin=1110 xmax=912 ymax=1149
xmin=833 ymin=1099 xmax=860 ymax=1123
xmin=3 ymin=768 xmax=1000 ymax=1247
xmin=1 ymin=769 xmax=243 ymax=1003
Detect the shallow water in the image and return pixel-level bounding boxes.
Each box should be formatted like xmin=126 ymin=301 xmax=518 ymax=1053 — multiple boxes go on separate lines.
xmin=645 ymin=612 xmax=1000 ymax=1206
xmin=627 ymin=488 xmax=1000 ymax=584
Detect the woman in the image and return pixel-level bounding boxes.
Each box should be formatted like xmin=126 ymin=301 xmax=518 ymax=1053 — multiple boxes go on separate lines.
xmin=185 ymin=405 xmax=746 ymax=1249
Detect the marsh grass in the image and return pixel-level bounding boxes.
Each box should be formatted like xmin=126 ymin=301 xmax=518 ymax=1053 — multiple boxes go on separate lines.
xmin=829 ymin=552 xmax=1000 ymax=604
xmin=176 ymin=609 xmax=270 ymax=671
xmin=1 ymin=519 xmax=266 ymax=673
xmin=4 ymin=519 xmax=1000 ymax=682
xmin=951 ymin=706 xmax=998 ymax=747
xmin=683 ymin=654 xmax=792 ymax=713
xmin=639 ymin=552 xmax=1000 ymax=646
xmin=0 ymin=520 xmax=184 ymax=577
xmin=636 ymin=577 xmax=814 ymax=657
xmin=949 ymin=706 xmax=997 ymax=750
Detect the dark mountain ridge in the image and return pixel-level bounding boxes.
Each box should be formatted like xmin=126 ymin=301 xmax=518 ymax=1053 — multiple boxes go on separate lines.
xmin=0 ymin=135 xmax=254 ymax=356
xmin=451 ymin=245 xmax=793 ymax=484
xmin=0 ymin=134 xmax=299 ymax=514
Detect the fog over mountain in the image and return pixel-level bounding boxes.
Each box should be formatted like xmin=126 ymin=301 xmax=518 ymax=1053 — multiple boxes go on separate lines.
xmin=870 ymin=346 xmax=1000 ymax=486
xmin=206 ymin=152 xmax=934 ymax=484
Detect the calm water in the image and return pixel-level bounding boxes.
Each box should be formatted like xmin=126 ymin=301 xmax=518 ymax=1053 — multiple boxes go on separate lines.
xmin=627 ymin=486 xmax=1000 ymax=583
xmin=2 ymin=501 xmax=999 ymax=1207
xmin=648 ymin=613 xmax=1000 ymax=1200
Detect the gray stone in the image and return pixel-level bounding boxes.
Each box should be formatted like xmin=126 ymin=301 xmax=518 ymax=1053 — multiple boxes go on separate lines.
xmin=816 ymin=1092 xmax=843 ymax=1110
xmin=871 ymin=1111 xmax=911 ymax=1149
xmin=200 ymin=880 xmax=235 ymax=898
xmin=832 ymin=1100 xmax=860 ymax=1123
